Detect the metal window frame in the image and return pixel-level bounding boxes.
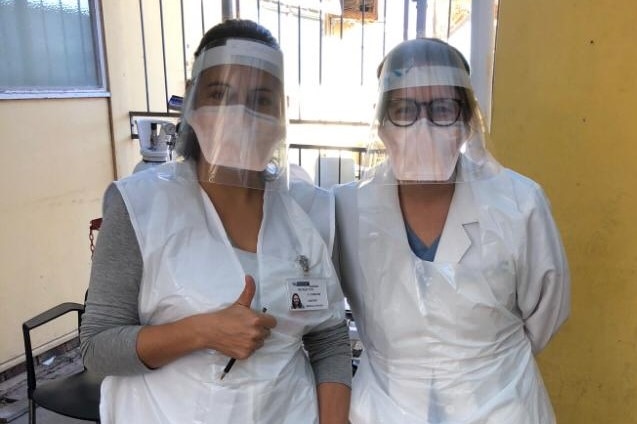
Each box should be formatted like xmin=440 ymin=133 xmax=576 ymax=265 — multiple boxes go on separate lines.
xmin=0 ymin=0 xmax=109 ymax=100
xmin=126 ymin=1 xmax=496 ymax=127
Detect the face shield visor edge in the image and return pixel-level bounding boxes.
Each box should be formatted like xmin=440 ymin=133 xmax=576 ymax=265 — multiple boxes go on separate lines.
xmin=178 ymin=38 xmax=289 ymax=190
xmin=362 ymin=64 xmax=501 ymax=185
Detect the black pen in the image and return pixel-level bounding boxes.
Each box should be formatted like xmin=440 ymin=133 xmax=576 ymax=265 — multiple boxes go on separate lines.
xmin=220 ymin=307 xmax=267 ymax=380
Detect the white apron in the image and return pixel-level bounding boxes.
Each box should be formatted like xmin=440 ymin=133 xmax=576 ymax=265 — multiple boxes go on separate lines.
xmin=101 ymin=162 xmax=345 ymax=424
xmin=334 ymin=166 xmax=569 ymax=424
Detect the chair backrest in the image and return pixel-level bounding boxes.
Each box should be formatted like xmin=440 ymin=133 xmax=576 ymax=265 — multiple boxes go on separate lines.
xmin=22 ymin=303 xmax=85 ymax=398
xmin=18 ymin=218 xmax=104 ymax=423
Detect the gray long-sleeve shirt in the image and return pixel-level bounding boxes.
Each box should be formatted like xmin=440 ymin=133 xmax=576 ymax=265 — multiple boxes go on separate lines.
xmin=80 ymin=184 xmax=352 ymax=387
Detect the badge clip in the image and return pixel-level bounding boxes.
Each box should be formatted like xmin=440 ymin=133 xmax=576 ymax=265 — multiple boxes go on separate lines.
xmin=296 ymin=255 xmax=310 ymax=275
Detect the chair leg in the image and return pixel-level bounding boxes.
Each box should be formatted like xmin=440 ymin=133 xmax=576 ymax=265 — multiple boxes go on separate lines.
xmin=28 ymin=399 xmax=36 ymax=424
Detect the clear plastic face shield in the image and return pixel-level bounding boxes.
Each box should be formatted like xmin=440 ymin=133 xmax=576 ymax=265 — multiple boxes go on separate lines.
xmin=363 ymin=39 xmax=501 ymax=184
xmin=179 ymin=38 xmax=288 ymax=189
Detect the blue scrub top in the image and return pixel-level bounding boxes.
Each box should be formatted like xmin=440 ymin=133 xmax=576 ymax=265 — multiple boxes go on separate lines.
xmin=405 ymin=222 xmax=440 ymax=262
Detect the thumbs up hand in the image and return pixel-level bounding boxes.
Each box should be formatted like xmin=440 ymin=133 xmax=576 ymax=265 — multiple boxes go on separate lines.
xmin=234 ymin=274 xmax=257 ymax=308
xmin=195 ymin=275 xmax=277 ymax=359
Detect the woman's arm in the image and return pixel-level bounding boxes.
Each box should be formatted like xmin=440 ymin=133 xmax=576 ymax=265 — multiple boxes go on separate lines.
xmin=80 ymin=184 xmax=148 ymax=375
xmin=80 ymin=185 xmax=276 ymax=374
xmin=517 ymin=185 xmax=571 ymax=353
xmin=303 ymin=321 xmax=352 ymax=423
xmin=317 ymin=382 xmax=351 ymax=424
xmin=137 ymin=275 xmax=276 ymax=368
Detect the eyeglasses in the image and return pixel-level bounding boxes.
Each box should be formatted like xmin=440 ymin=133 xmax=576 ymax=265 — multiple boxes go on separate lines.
xmin=386 ymin=98 xmax=464 ymax=127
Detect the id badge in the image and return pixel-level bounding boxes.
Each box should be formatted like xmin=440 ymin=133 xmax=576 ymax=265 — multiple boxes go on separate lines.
xmin=286 ymin=278 xmax=329 ymax=311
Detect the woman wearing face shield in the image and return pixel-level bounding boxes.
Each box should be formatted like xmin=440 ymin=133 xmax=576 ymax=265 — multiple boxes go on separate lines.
xmin=334 ymin=38 xmax=570 ymax=423
xmin=80 ymin=19 xmax=351 ymax=424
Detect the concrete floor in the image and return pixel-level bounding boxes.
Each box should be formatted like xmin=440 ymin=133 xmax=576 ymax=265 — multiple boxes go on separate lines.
xmin=10 ymin=409 xmax=91 ymax=424
xmin=0 ymin=347 xmax=93 ymax=424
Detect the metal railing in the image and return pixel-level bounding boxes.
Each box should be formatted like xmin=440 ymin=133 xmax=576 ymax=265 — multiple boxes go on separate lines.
xmin=289 ymin=143 xmax=365 ymax=187
xmin=134 ymin=0 xmax=403 ymax=115
xmin=126 ymin=111 xmax=364 ymax=187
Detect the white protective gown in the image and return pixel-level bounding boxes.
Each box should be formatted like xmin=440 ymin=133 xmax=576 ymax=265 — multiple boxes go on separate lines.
xmin=100 ymin=162 xmax=345 ymax=424
xmin=334 ymin=165 xmax=570 ymax=424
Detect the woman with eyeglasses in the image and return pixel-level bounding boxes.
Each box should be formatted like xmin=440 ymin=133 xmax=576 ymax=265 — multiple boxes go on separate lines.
xmin=334 ymin=38 xmax=570 ymax=423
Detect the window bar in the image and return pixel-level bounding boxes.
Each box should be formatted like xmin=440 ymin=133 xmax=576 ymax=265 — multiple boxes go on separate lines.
xmin=277 ymin=1 xmax=281 ymax=43
xmin=403 ymin=0 xmax=409 ymax=40
xmin=90 ymin=0 xmax=107 ymax=90
xmin=201 ymin=0 xmax=205 ymax=37
xmin=360 ymin=0 xmax=365 ymax=85
xmin=222 ymin=0 xmax=235 ymax=20
xmin=180 ymin=0 xmax=188 ymax=83
xmin=297 ymin=5 xmax=302 ymax=85
xmin=139 ymin=0 xmax=150 ymax=111
xmin=382 ymin=0 xmax=388 ymax=56
xmin=339 ymin=0 xmax=343 ymax=39
xmin=319 ymin=0 xmax=323 ymax=85
xmin=159 ymin=0 xmax=169 ymax=112
xmin=338 ymin=153 xmax=343 ymax=184
xmin=415 ymin=0 xmax=427 ymax=39
xmin=298 ymin=147 xmax=302 ymax=168
xmin=317 ymin=148 xmax=322 ymax=186
xmin=257 ymin=0 xmax=261 ymax=23
xmin=447 ymin=0 xmax=452 ymax=39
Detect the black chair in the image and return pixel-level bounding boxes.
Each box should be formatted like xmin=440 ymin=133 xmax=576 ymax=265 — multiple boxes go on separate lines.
xmin=22 ymin=301 xmax=102 ymax=423
xmin=20 ymin=218 xmax=104 ymax=423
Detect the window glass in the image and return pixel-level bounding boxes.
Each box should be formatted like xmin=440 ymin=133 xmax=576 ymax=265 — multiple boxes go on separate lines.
xmin=0 ymin=0 xmax=105 ymax=96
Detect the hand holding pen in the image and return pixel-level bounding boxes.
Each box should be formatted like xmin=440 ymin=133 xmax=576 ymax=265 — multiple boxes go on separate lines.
xmin=221 ymin=306 xmax=268 ymax=380
xmin=219 ymin=275 xmax=275 ymax=380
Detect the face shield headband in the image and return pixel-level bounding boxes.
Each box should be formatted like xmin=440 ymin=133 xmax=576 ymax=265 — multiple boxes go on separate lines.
xmin=381 ymin=65 xmax=472 ymax=92
xmin=180 ymin=39 xmax=289 ymax=190
xmin=363 ymin=64 xmax=501 ymax=185
xmin=191 ymin=39 xmax=284 ymax=82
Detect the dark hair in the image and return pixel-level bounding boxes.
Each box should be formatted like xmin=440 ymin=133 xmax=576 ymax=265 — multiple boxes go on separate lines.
xmin=291 ymin=293 xmax=303 ymax=308
xmin=195 ymin=19 xmax=279 ymax=58
xmin=376 ymin=38 xmax=476 ymax=124
xmin=178 ymin=19 xmax=280 ymax=160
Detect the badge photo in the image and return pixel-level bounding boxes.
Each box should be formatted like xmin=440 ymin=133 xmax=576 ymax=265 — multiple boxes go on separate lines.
xmin=286 ymin=279 xmax=329 ymax=311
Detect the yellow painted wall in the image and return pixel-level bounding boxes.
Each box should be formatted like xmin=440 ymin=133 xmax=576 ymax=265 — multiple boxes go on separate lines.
xmin=491 ymin=1 xmax=637 ymax=422
xmin=0 ymin=99 xmax=112 ymax=369
xmin=0 ymin=1 xmax=188 ymax=370
xmin=102 ymin=0 xmax=186 ymax=179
